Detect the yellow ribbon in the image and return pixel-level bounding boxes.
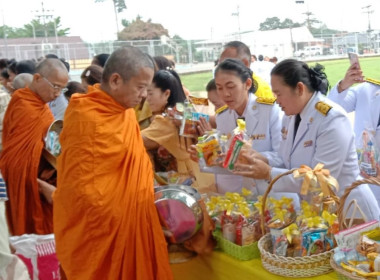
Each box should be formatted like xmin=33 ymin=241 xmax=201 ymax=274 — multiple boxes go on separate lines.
xmin=273 ymin=208 xmax=287 ymax=222
xmin=293 ymin=163 xmax=339 ymax=197
xmin=241 ymin=187 xmax=252 ymax=197
xmin=206 ymin=192 xmax=252 ymax=216
xmin=282 ymin=223 xmax=300 ymax=243
xmin=305 ymin=216 xmax=328 ymax=229
xmin=300 ymin=201 xmax=318 ymax=218
xmin=321 ymin=210 xmax=337 ymax=227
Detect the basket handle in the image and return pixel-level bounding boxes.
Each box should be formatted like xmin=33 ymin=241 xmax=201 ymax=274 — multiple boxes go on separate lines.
xmin=337 ymin=177 xmax=380 ymax=230
xmin=260 ymin=169 xmax=295 ymax=234
xmin=260 ymin=168 xmax=340 ymax=234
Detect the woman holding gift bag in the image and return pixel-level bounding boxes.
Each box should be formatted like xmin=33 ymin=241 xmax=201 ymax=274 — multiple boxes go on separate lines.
xmin=233 ymin=59 xmax=380 ymax=221
xmin=196 ymin=58 xmax=284 ymax=195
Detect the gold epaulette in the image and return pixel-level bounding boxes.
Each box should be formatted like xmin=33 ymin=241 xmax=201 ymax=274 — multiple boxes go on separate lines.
xmin=256 ymin=97 xmax=276 ymax=105
xmin=215 ymin=105 xmax=228 ymax=115
xmin=315 ymin=101 xmax=332 ymax=116
xmin=365 ymin=77 xmax=380 ymax=86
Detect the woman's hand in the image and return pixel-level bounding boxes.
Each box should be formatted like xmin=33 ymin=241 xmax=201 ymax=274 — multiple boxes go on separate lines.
xmin=233 ymin=150 xmax=271 ymax=180
xmin=37 ymin=178 xmax=56 ymax=204
xmin=237 ymin=143 xmax=269 ymax=165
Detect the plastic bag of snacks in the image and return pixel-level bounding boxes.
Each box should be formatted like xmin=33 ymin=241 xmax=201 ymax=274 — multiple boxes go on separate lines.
xmin=332 ymin=223 xmax=380 ymax=278
xmin=206 ymin=188 xmax=261 ymax=246
xmin=180 ymin=99 xmax=209 ymax=138
xmin=223 ymin=119 xmax=250 ymax=171
xmin=357 ymin=129 xmax=380 ymax=177
xmin=196 ymin=130 xmax=223 ymax=168
xmin=293 ymin=163 xmax=339 ymax=215
xmin=263 ymin=196 xmax=298 ymax=257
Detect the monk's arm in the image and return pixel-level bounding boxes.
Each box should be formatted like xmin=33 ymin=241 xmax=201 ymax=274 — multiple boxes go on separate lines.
xmin=37 ymin=178 xmax=56 ymax=204
xmin=142 ymin=136 xmax=160 ymax=150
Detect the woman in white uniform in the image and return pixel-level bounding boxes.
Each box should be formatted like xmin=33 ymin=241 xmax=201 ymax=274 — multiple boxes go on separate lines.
xmin=234 ymin=59 xmax=380 ymax=221
xmin=328 ymin=63 xmax=380 ymax=206
xmin=209 ymin=58 xmax=283 ymax=194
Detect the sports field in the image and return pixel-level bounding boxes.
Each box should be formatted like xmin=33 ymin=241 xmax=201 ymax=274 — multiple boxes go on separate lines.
xmin=180 ymin=56 xmax=380 ymax=94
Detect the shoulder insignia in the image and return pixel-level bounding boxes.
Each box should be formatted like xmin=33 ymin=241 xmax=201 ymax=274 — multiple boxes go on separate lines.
xmin=365 ymin=77 xmax=380 ymax=86
xmin=256 ymin=96 xmax=276 ymax=105
xmin=315 ymin=101 xmax=332 ymax=116
xmin=215 ymin=104 xmax=228 ymax=115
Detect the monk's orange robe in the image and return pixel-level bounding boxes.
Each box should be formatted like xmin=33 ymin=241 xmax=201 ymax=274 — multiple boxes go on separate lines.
xmin=53 ymin=85 xmax=173 ymax=280
xmin=0 ymin=88 xmax=54 ymax=235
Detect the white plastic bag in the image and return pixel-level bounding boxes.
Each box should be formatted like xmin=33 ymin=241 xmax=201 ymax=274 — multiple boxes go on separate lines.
xmin=9 ymin=234 xmax=60 ymax=280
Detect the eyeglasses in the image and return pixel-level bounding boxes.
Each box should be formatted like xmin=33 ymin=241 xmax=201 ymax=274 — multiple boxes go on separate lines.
xmin=42 ymin=76 xmax=68 ymax=94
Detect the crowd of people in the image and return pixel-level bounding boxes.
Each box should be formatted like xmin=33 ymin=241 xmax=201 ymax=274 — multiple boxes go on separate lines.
xmin=0 ymin=40 xmax=379 ymax=279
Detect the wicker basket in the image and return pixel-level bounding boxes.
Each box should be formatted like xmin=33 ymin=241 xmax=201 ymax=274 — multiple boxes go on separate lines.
xmin=213 ymin=230 xmax=260 ymax=261
xmin=257 ymin=169 xmax=339 ymax=278
xmin=330 ymin=177 xmax=380 ymax=280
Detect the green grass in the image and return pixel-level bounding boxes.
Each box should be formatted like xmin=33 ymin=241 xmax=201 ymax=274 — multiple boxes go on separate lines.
xmin=308 ymin=56 xmax=380 ymax=89
xmin=180 ymin=56 xmax=380 ymax=94
xmin=180 ymin=71 xmax=213 ymax=93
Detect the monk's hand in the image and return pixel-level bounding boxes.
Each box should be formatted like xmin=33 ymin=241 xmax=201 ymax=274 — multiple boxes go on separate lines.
xmin=37 ymin=178 xmax=56 ymax=204
xmin=188 ymin=145 xmax=199 ymax=163
xmin=163 ymin=229 xmax=173 ymax=238
xmin=233 ymin=151 xmax=271 ymax=180
xmin=339 ymin=63 xmax=364 ymax=92
xmin=196 ymin=117 xmax=212 ymax=136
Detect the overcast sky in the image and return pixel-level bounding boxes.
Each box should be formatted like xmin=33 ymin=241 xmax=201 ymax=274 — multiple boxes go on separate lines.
xmin=1 ymin=0 xmax=379 ymax=42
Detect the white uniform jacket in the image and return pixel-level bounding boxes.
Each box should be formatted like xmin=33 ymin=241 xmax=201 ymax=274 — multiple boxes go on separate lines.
xmin=328 ymin=81 xmax=380 ymax=148
xmin=328 ymin=81 xmax=380 ymax=207
xmin=271 ymin=92 xmax=380 ymax=220
xmin=215 ymin=93 xmax=283 ymax=194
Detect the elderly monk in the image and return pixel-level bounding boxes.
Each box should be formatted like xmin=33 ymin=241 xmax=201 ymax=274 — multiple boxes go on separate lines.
xmin=53 ymin=47 xmax=173 ymax=279
xmin=0 ymin=58 xmax=68 ymax=235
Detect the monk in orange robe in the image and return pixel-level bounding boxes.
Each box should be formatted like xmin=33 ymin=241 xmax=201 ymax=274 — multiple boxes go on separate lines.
xmin=0 ymin=58 xmax=69 ymax=235
xmin=54 ymin=47 xmax=173 ymax=279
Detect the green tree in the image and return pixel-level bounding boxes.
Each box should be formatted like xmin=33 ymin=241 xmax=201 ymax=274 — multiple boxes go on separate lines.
xmin=281 ymin=18 xmax=302 ymax=29
xmin=259 ymin=17 xmax=282 ymax=31
xmin=118 ymin=16 xmax=168 ymax=40
xmin=302 ymin=11 xmax=320 ymax=30
xmin=121 ymin=19 xmax=130 ymax=28
xmin=260 ymin=17 xmax=302 ymax=31
xmin=0 ymin=17 xmax=69 ymax=39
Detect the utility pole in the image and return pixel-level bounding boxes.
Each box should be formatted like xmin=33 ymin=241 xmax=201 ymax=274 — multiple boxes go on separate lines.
xmin=362 ymin=5 xmax=374 ymax=33
xmin=33 ymin=2 xmax=57 ymax=43
xmin=231 ymin=5 xmax=241 ymax=41
xmin=362 ymin=5 xmax=374 ymax=52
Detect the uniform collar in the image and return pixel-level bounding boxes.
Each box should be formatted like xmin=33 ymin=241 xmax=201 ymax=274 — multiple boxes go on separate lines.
xmin=299 ymin=92 xmax=319 ymax=121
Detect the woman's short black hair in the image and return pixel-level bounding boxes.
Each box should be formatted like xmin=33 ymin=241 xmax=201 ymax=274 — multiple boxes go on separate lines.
xmin=152 ymin=69 xmax=186 ymax=109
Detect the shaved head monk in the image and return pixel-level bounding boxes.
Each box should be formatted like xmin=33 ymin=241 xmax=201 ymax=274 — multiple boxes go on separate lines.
xmin=53 ymin=47 xmax=173 ymax=279
xmin=0 ymin=58 xmax=69 ymax=235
